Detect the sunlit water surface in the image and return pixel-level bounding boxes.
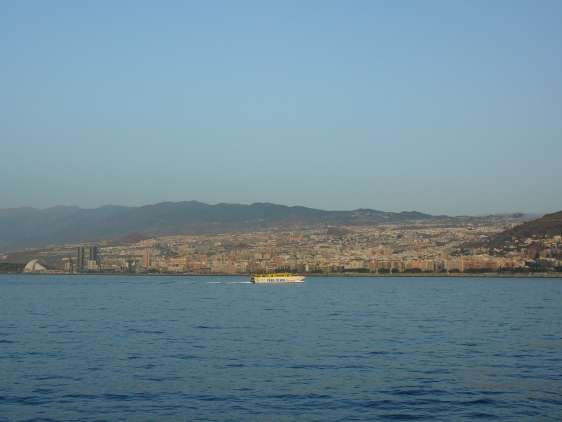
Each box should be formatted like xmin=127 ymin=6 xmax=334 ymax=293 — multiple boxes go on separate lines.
xmin=1 ymin=275 xmax=561 ymax=421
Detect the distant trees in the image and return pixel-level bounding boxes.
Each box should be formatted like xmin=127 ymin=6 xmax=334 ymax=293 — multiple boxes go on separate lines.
xmin=0 ymin=263 xmax=25 ymax=273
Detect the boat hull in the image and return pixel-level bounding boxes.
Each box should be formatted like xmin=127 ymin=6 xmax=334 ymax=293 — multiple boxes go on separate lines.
xmin=251 ymin=275 xmax=305 ymax=284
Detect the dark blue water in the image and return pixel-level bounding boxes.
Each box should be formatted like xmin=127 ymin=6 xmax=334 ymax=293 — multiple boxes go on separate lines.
xmin=1 ymin=275 xmax=561 ymax=421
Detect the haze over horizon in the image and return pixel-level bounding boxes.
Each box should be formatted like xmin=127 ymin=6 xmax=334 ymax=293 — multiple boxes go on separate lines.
xmin=2 ymin=1 xmax=562 ymax=215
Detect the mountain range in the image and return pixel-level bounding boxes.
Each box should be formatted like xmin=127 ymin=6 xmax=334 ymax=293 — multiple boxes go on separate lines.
xmin=0 ymin=201 xmax=438 ymax=251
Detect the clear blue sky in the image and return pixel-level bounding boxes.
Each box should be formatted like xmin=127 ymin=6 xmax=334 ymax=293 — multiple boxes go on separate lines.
xmin=1 ymin=1 xmax=561 ymax=215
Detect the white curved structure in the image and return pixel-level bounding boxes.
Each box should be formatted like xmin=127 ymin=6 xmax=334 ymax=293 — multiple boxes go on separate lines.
xmin=23 ymin=259 xmax=48 ymax=273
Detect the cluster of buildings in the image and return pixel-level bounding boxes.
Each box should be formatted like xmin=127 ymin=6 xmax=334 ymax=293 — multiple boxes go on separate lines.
xmin=491 ymin=234 xmax=562 ymax=272
xmin=17 ymin=218 xmax=562 ymax=275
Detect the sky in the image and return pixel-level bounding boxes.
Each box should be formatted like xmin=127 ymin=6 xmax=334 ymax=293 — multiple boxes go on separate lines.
xmin=1 ymin=0 xmax=561 ymax=216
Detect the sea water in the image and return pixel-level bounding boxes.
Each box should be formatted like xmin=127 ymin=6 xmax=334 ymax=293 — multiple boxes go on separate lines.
xmin=1 ymin=275 xmax=561 ymax=421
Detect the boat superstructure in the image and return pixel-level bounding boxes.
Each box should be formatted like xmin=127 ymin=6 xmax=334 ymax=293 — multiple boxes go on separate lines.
xmin=250 ymin=273 xmax=305 ymax=284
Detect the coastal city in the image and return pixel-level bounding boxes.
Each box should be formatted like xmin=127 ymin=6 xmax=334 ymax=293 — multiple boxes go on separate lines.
xmin=4 ymin=214 xmax=562 ymax=275
xmin=3 ymin=3 xmax=562 ymax=421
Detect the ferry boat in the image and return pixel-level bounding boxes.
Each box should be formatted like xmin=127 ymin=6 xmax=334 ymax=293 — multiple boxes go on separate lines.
xmin=250 ymin=273 xmax=305 ymax=284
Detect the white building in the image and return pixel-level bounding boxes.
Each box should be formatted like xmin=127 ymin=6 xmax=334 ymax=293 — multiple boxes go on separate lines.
xmin=23 ymin=259 xmax=48 ymax=273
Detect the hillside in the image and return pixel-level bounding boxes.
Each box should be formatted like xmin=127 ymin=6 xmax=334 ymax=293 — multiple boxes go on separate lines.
xmin=490 ymin=210 xmax=562 ymax=248
xmin=0 ymin=201 xmax=436 ymax=251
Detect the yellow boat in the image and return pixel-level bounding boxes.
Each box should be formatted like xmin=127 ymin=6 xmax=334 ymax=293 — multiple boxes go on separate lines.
xmin=250 ymin=273 xmax=305 ymax=284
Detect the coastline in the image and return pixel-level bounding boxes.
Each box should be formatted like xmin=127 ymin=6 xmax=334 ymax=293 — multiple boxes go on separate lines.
xmin=2 ymin=271 xmax=562 ymax=279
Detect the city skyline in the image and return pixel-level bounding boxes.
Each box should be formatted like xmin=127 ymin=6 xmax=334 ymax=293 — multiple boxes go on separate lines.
xmin=9 ymin=212 xmax=561 ymax=276
xmin=2 ymin=1 xmax=562 ymax=215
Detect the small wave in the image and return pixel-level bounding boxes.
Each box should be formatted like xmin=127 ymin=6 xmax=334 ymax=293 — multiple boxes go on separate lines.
xmin=100 ymin=392 xmax=159 ymax=401
xmin=168 ymin=353 xmax=199 ymax=360
xmin=126 ymin=328 xmax=164 ymax=334
xmin=532 ymin=396 xmax=562 ymax=406
xmin=33 ymin=374 xmax=77 ymax=381
xmin=289 ymin=364 xmax=336 ymax=370
xmin=269 ymin=393 xmax=333 ymax=400
xmin=32 ymin=388 xmax=54 ymax=395
xmin=464 ymin=412 xmax=500 ymax=419
xmin=3 ymin=395 xmax=50 ymax=406
xmin=61 ymin=393 xmax=98 ymax=400
xmin=390 ymin=388 xmax=449 ymax=397
xmin=462 ymin=398 xmax=497 ymax=405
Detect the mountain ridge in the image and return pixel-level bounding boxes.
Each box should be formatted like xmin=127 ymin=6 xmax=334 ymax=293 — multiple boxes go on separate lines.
xmin=490 ymin=210 xmax=562 ymax=248
xmin=0 ymin=201 xmax=436 ymax=251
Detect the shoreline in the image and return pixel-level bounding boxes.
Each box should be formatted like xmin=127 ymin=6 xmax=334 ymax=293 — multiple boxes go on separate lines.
xmin=2 ymin=271 xmax=562 ymax=279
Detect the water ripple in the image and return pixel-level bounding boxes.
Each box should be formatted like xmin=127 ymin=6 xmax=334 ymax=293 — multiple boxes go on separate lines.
xmin=0 ymin=274 xmax=561 ymax=421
